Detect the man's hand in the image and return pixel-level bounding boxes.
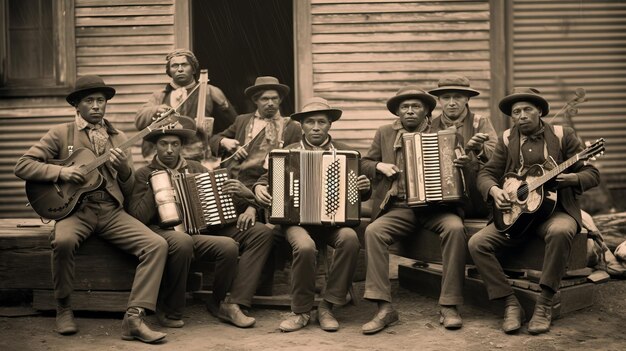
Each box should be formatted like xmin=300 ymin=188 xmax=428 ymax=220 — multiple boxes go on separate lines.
xmin=59 ymin=165 xmax=85 ymax=184
xmin=222 ymin=179 xmax=254 ymax=199
xmin=453 ymin=154 xmax=471 ymax=168
xmin=489 ymin=186 xmax=512 ymax=212
xmin=220 ymin=138 xmax=240 ymax=153
xmin=356 ymin=175 xmax=370 ymax=194
xmin=254 ymin=185 xmax=272 ymax=207
xmin=376 ymin=162 xmax=400 ymax=178
xmin=155 ymin=104 xmax=171 ymax=116
xmin=556 ymin=173 xmax=579 ymax=189
xmin=237 ymin=206 xmax=256 ymax=231
xmin=466 ymin=132 xmax=490 ymax=153
xmin=232 ymin=147 xmax=249 ymax=161
xmin=109 ymin=148 xmax=131 ymax=180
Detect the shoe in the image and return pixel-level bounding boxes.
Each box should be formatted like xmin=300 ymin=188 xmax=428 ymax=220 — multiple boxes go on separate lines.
xmin=528 ymin=303 xmax=552 ymax=335
xmin=362 ymin=308 xmax=399 ymax=335
xmin=56 ymin=306 xmax=78 ymax=335
xmin=218 ymin=303 xmax=256 ymax=328
xmin=502 ymin=304 xmax=525 ymax=334
xmin=439 ymin=306 xmax=463 ymax=330
xmin=279 ymin=312 xmax=311 ymax=332
xmin=205 ymin=299 xmax=220 ymax=318
xmin=317 ymin=307 xmax=339 ymax=332
xmin=121 ymin=307 xmax=166 ymax=344
xmin=156 ymin=310 xmax=184 ymax=328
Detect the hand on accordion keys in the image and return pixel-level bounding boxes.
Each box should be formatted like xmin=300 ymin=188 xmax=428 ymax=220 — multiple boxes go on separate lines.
xmin=254 ymin=185 xmax=272 ymax=208
xmin=356 ymin=174 xmax=371 ymax=194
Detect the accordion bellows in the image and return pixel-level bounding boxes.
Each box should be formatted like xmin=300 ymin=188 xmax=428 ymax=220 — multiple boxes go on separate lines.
xmin=402 ymin=128 xmax=464 ymax=206
xmin=268 ymin=149 xmax=361 ymax=226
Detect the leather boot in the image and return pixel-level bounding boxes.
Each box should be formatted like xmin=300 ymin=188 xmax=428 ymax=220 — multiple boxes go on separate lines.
xmin=528 ymin=303 xmax=552 ymax=335
xmin=121 ymin=307 xmax=166 ymax=343
xmin=439 ymin=306 xmax=463 ymax=330
xmin=279 ymin=312 xmax=311 ymax=332
xmin=362 ymin=306 xmax=399 ymax=335
xmin=502 ymin=303 xmax=525 ymax=334
xmin=218 ymin=303 xmax=256 ymax=328
xmin=56 ymin=306 xmax=78 ymax=335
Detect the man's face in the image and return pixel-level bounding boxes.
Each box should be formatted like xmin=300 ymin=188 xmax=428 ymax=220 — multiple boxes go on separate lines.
xmin=77 ymin=92 xmax=107 ymax=124
xmin=302 ymin=113 xmax=331 ymax=146
xmin=155 ymin=134 xmax=182 ymax=167
xmin=168 ymin=56 xmax=195 ymax=86
xmin=397 ymin=99 xmax=428 ymax=132
xmin=254 ymin=90 xmax=282 ymax=118
xmin=439 ymin=92 xmax=469 ymax=120
xmin=511 ymin=101 xmax=542 ymax=135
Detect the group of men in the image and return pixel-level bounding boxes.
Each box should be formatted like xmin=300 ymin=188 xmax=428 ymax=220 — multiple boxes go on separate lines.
xmin=14 ymin=48 xmax=599 ymax=343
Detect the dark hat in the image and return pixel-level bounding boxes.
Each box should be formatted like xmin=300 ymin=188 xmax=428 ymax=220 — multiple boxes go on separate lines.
xmin=386 ymin=85 xmax=437 ymax=116
xmin=66 ymin=75 xmax=116 ymax=106
xmin=428 ymin=75 xmax=480 ymax=97
xmin=244 ymin=76 xmax=290 ymax=99
xmin=143 ymin=115 xmax=197 ymax=143
xmin=499 ymin=87 xmax=550 ymax=117
xmin=290 ymin=97 xmax=342 ymax=123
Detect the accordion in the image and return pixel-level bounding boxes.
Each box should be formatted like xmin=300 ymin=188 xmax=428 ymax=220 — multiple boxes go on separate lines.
xmin=150 ymin=169 xmax=237 ymax=234
xmin=402 ymin=128 xmax=464 ymax=207
xmin=268 ymin=149 xmax=361 ymax=226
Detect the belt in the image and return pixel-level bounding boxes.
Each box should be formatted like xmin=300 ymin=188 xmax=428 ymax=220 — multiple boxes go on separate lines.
xmin=82 ymin=190 xmax=115 ymax=203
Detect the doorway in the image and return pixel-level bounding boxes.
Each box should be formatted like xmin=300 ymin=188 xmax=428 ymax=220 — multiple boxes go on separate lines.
xmin=191 ymin=0 xmax=295 ymax=116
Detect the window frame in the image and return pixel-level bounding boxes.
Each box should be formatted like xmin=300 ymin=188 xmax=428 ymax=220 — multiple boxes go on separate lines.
xmin=0 ymin=0 xmax=75 ymax=97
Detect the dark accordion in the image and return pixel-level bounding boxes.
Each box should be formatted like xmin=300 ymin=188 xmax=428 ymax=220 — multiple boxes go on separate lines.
xmin=402 ymin=128 xmax=464 ymax=207
xmin=149 ymin=169 xmax=237 ymax=234
xmin=268 ymin=149 xmax=361 ymax=226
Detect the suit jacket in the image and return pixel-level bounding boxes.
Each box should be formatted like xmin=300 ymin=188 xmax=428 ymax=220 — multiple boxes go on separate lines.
xmin=14 ymin=120 xmax=135 ymax=208
xmin=477 ymin=123 xmax=600 ymax=230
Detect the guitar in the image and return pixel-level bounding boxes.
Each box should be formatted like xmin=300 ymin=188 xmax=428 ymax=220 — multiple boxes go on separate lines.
xmin=25 ymin=113 xmax=180 ymax=220
xmin=493 ymin=138 xmax=605 ymax=238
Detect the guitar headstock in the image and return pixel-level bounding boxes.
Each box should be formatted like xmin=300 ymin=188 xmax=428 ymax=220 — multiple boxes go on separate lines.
xmin=580 ymin=138 xmax=605 ymax=162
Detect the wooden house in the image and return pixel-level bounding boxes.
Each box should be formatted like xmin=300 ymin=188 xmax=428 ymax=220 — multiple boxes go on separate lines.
xmin=1 ymin=0 xmax=625 ymax=218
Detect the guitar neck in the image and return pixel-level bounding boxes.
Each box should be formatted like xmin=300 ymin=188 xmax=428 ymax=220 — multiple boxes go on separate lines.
xmin=528 ymin=154 xmax=580 ymax=192
xmin=84 ymin=126 xmax=153 ymax=173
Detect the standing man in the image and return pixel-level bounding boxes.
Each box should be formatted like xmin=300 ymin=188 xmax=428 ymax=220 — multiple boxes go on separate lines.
xmin=14 ymin=75 xmax=168 ymax=343
xmin=253 ymin=98 xmax=371 ymax=332
xmin=135 ymin=48 xmax=237 ymax=162
xmin=361 ymin=86 xmax=468 ymax=334
xmin=468 ymin=88 xmax=600 ymax=334
xmin=429 ymin=75 xmax=498 ymax=218
xmin=127 ymin=115 xmax=239 ymax=329
xmin=209 ymin=76 xmax=302 ymax=189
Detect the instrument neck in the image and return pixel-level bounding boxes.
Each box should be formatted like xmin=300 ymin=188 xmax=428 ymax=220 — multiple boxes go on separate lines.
xmin=527 ymin=154 xmax=579 ymax=192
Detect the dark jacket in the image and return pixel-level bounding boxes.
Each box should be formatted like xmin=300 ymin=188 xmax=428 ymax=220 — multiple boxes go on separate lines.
xmin=477 ymin=123 xmax=600 ymax=230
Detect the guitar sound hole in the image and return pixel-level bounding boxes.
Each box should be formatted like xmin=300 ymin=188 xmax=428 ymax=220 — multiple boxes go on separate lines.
xmin=517 ymin=183 xmax=529 ymax=201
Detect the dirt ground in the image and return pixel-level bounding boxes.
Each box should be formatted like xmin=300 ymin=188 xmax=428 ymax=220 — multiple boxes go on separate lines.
xmin=1 ymin=260 xmax=625 ymax=351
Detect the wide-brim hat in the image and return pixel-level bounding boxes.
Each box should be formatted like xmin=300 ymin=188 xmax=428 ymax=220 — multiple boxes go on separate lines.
xmin=499 ymin=87 xmax=550 ymax=117
xmin=290 ymin=97 xmax=342 ymax=123
xmin=386 ymin=86 xmax=437 ymax=116
xmin=428 ymin=75 xmax=480 ymax=97
xmin=66 ymin=75 xmax=116 ymax=106
xmin=244 ymin=76 xmax=290 ymax=99
xmin=144 ymin=115 xmax=197 ymax=143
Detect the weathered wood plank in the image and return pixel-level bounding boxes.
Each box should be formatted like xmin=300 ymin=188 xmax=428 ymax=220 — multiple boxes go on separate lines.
xmin=77 ymin=65 xmax=163 ymax=76
xmin=75 ymin=5 xmax=173 ymax=17
xmin=313 ymin=51 xmax=490 ymax=63
xmin=313 ymin=80 xmax=491 ymax=92
xmin=76 ymin=25 xmax=173 ymax=37
xmin=313 ymin=41 xmax=490 ymax=53
xmin=312 ymin=31 xmax=489 ymax=44
xmin=314 ymin=61 xmax=490 ymax=73
xmin=311 ymin=3 xmax=489 ymax=14
xmin=312 ymin=21 xmax=490 ymax=34
xmin=312 ymin=11 xmax=489 ymax=24
xmin=33 ymin=290 xmax=130 ymax=312
xmin=75 ymin=15 xmax=174 ymax=27
xmin=77 ymin=45 xmax=173 ymax=56
xmin=314 ymin=71 xmax=491 ymax=83
xmin=76 ymin=0 xmax=171 ymax=7
xmin=76 ymin=35 xmax=174 ymax=47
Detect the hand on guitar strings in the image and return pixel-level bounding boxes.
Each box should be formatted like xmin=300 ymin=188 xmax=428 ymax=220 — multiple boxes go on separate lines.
xmin=254 ymin=185 xmax=272 ymax=208
xmin=489 ymin=186 xmax=512 ymax=212
xmin=376 ymin=162 xmax=401 ymax=179
xmin=109 ymin=148 xmax=131 ymax=181
xmin=154 ymin=104 xmax=172 ymax=117
xmin=237 ymin=206 xmax=257 ymax=231
xmin=59 ymin=165 xmax=86 ymax=184
xmin=555 ymin=173 xmax=579 ymax=189
xmin=356 ymin=175 xmax=371 ymax=194
xmin=465 ymin=132 xmax=489 ymax=153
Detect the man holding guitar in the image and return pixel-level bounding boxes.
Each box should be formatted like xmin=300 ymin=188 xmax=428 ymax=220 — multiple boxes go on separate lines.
xmin=14 ymin=75 xmax=169 ymax=344
xmin=468 ymin=87 xmax=601 ymax=335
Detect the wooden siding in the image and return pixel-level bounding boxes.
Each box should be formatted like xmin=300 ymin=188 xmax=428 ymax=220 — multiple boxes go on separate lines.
xmin=511 ymin=0 xmax=626 ymax=189
xmin=308 ymin=0 xmax=493 ymax=153
xmin=0 ymin=0 xmax=178 ymax=218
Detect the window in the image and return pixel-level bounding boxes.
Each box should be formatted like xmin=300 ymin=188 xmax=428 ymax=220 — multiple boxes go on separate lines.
xmin=0 ymin=0 xmax=75 ymax=96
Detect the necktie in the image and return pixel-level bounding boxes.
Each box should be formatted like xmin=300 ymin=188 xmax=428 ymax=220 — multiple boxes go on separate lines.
xmin=88 ymin=123 xmax=109 ymax=156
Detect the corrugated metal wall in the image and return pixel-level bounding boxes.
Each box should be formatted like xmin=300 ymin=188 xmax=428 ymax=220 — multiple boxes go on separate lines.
xmin=0 ymin=0 xmax=176 ymax=218
xmin=309 ymin=0 xmax=493 ymax=152
xmin=511 ymin=0 xmax=626 ymax=189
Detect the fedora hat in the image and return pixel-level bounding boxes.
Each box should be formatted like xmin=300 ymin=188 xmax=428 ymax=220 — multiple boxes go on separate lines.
xmin=428 ymin=75 xmax=480 ymax=98
xmin=499 ymin=87 xmax=550 ymax=117
xmin=144 ymin=115 xmax=197 ymax=143
xmin=290 ymin=97 xmax=342 ymax=123
xmin=386 ymin=85 xmax=437 ymax=116
xmin=66 ymin=75 xmax=116 ymax=106
xmin=244 ymin=76 xmax=290 ymax=99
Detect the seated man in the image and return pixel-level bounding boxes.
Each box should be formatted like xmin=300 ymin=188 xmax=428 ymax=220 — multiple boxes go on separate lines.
xmin=128 ymin=117 xmax=275 ymax=329
xmin=254 ymin=97 xmax=371 ymax=332
xmin=127 ymin=115 xmax=238 ymax=328
xmin=468 ymin=87 xmax=600 ymax=334
xmin=361 ymin=86 xmax=468 ymax=334
xmin=14 ymin=75 xmax=168 ymax=343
